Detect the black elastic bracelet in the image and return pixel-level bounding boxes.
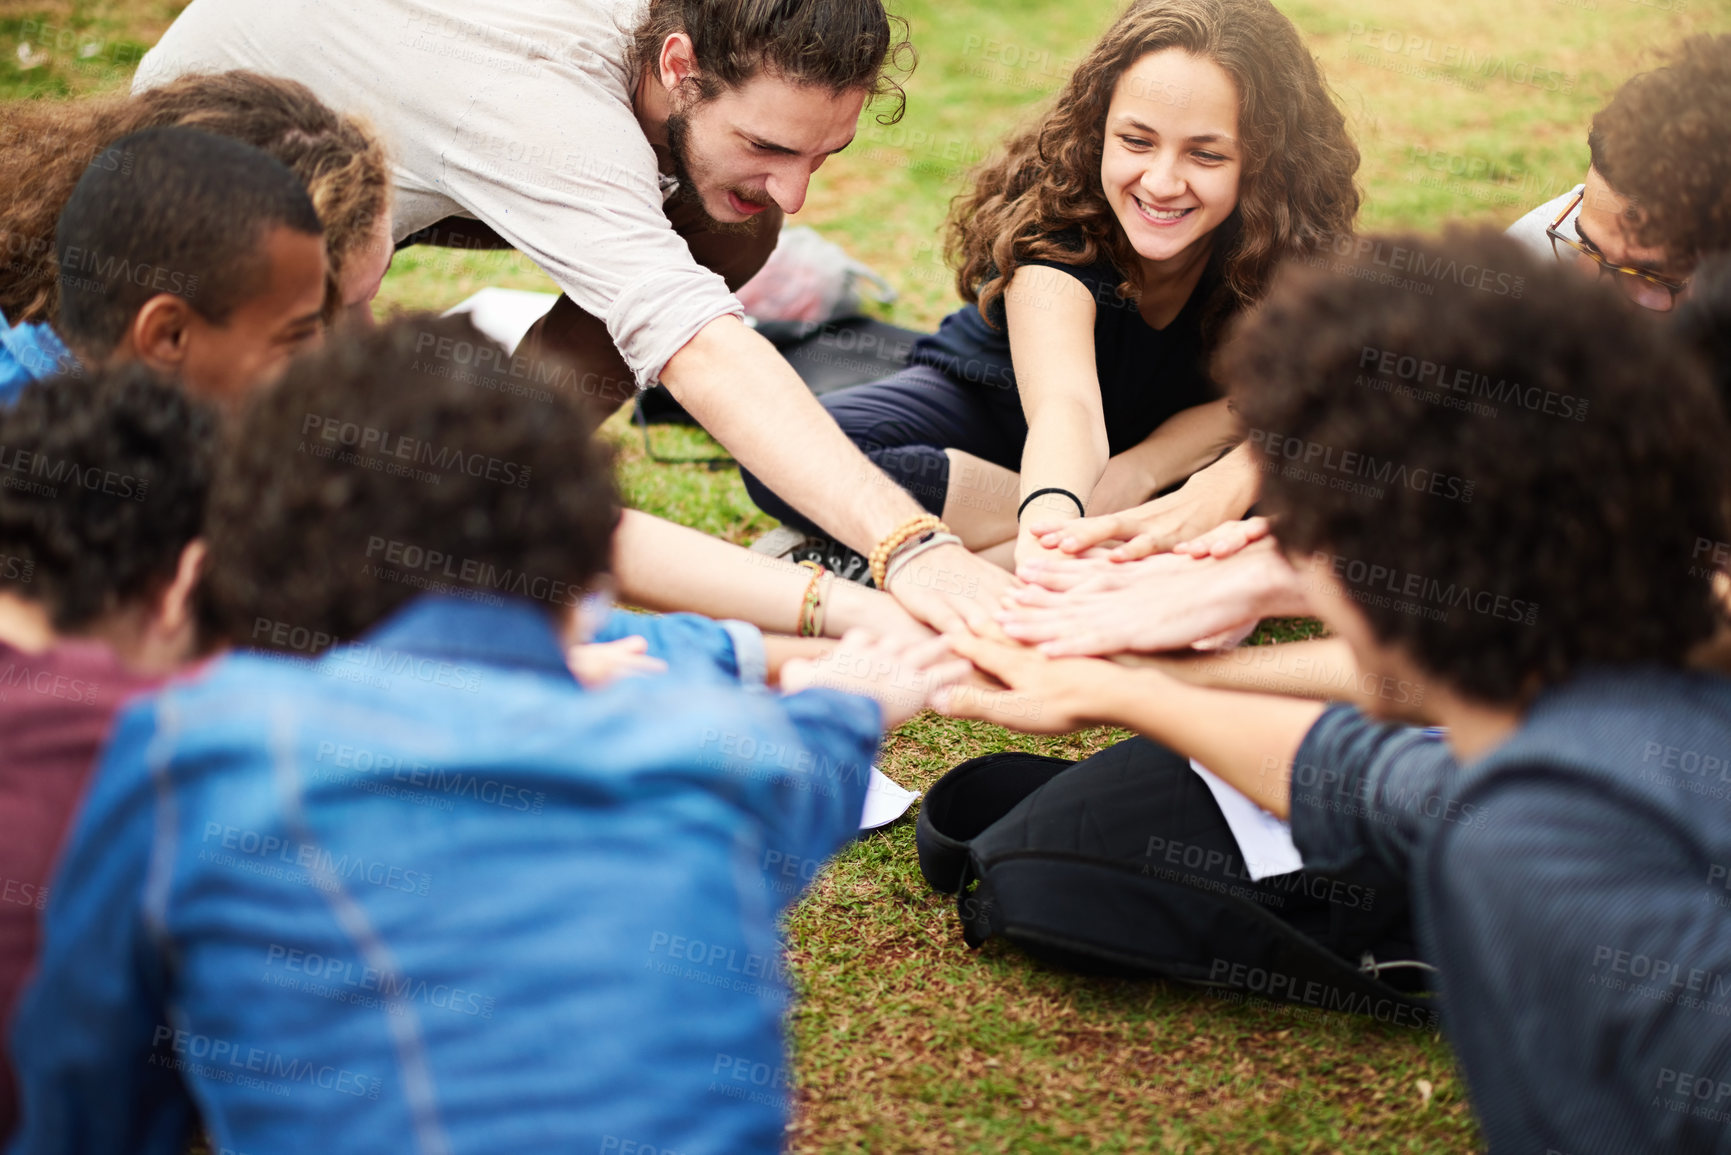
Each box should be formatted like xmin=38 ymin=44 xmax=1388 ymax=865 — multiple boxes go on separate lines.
xmin=1018 ymin=487 xmax=1086 ymax=520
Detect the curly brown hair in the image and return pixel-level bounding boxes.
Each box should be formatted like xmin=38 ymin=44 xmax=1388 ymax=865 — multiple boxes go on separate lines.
xmin=947 ymin=0 xmax=1359 ymax=337
xmin=1222 ymin=228 xmax=1731 ymax=704
xmin=0 ymin=71 xmax=388 ymax=325
xmin=200 ymin=315 xmax=620 ymax=654
xmin=630 ymin=0 xmax=915 ymax=123
xmin=1592 ymin=34 xmax=1731 ymax=268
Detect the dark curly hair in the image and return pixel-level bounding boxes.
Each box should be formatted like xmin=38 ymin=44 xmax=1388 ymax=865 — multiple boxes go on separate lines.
xmin=1591 ymin=34 xmax=1731 ymax=268
xmin=1221 ymin=228 xmax=1731 ymax=704
xmin=0 ymin=366 xmax=215 ymax=631
xmin=1675 ymin=253 xmax=1731 ymax=413
xmin=200 ymin=315 xmax=620 ymax=654
xmin=630 ymin=0 xmax=914 ymax=124
xmin=947 ymin=0 xmax=1359 ymax=340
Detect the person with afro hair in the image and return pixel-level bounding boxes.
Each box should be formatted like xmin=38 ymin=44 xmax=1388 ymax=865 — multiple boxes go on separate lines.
xmin=931 ymin=228 xmax=1731 ymax=1153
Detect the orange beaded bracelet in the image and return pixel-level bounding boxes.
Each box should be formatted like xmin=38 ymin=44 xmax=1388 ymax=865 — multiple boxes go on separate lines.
xmin=869 ymin=514 xmax=947 ymax=590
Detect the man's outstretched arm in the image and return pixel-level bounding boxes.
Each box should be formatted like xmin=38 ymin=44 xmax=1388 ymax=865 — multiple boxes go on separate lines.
xmin=661 ymin=315 xmax=1015 ymax=634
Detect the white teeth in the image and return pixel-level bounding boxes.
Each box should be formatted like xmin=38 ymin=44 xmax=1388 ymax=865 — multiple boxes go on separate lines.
xmin=1135 ymin=197 xmax=1191 ymax=222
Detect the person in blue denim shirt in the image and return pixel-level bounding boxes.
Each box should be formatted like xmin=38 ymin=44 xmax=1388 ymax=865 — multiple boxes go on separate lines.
xmin=933 ymin=230 xmax=1731 ymax=1154
xmin=8 ymin=315 xmax=967 ymax=1154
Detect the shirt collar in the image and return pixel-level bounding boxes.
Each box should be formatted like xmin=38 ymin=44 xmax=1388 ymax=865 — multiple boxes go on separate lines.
xmin=347 ymin=594 xmax=572 ymax=677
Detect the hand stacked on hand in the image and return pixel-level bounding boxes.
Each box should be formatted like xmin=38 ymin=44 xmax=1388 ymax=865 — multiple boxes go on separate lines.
xmin=991 ymin=517 xmax=1295 ymax=658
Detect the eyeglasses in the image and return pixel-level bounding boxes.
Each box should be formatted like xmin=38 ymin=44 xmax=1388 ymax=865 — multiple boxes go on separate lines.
xmin=1545 ymin=190 xmax=1690 ymax=312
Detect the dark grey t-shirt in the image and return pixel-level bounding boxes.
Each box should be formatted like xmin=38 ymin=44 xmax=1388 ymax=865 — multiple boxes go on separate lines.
xmin=1291 ymin=671 xmax=1731 ymax=1155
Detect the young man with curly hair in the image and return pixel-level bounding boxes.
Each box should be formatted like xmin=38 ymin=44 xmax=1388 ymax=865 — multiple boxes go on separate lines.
xmin=0 ymin=126 xmax=327 ymax=406
xmin=9 ymin=314 xmax=967 ymax=1154
xmin=0 ymin=368 xmax=214 ymax=1135
xmin=933 ymin=229 xmax=1731 ymax=1153
xmin=136 ymin=0 xmax=1017 ymax=636
xmin=1507 ymin=33 xmax=1731 ymax=312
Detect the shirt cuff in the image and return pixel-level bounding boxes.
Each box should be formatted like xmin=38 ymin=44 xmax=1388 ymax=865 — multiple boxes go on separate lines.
xmin=718 ymin=619 xmax=768 ymax=687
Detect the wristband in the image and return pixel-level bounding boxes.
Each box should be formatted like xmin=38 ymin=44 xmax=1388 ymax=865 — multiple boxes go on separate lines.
xmin=1017 ymin=487 xmax=1086 ymax=521
xmin=883 ymin=531 xmax=965 ymax=591
xmin=870 ymin=514 xmax=946 ymax=589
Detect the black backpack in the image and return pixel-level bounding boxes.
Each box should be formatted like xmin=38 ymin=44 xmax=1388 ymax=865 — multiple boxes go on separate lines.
xmin=915 ymin=741 xmax=1438 ymax=1026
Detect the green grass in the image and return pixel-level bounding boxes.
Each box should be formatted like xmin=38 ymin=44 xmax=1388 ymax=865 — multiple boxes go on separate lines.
xmin=8 ymin=0 xmax=1731 ymax=1149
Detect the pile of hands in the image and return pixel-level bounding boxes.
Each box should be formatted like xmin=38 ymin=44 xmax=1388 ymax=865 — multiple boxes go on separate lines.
xmin=782 ymin=506 xmax=1283 ymax=732
xmin=571 ymin=499 xmax=1288 ymax=737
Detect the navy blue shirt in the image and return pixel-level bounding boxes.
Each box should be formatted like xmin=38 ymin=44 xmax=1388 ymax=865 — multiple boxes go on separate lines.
xmin=906 ymin=241 xmax=1221 ymax=454
xmin=1292 ymin=668 xmax=1731 ymax=1154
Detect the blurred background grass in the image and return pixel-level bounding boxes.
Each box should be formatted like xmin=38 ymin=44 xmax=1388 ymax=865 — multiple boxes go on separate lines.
xmin=4 ymin=0 xmax=1727 ymax=1148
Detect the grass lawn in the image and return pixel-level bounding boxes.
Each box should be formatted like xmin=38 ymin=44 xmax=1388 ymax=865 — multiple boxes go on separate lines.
xmin=5 ymin=0 xmax=1729 ymax=1149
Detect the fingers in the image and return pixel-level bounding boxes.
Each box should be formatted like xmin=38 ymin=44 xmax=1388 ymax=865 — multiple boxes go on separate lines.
xmin=942 ymin=629 xmax=1035 ymax=685
xmin=1015 ymin=559 xmax=1102 ymax=592
xmin=1109 ymin=533 xmax=1164 ymax=562
xmin=921 ymin=657 xmax=976 ymax=693
xmin=1036 ymin=631 xmax=1111 ymax=658
xmin=1030 ymin=514 xmax=1122 ymax=556
xmin=1003 ymin=584 xmax=1066 ymax=608
xmin=903 ymin=591 xmax=965 ymax=636
xmin=931 ymin=680 xmax=990 ymax=721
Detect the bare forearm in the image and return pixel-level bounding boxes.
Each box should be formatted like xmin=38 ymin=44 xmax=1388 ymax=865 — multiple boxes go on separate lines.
xmin=1097 ymin=672 xmax=1324 ymax=818
xmin=612 ymin=511 xmax=928 ymax=639
xmin=660 ymin=317 xmax=922 ymax=554
xmin=1184 ymin=441 xmax=1262 ymax=522
xmin=1110 ymin=400 xmax=1241 ymax=502
xmin=762 ymin=634 xmax=835 ymax=685
xmin=1129 ymin=638 xmax=1363 ymax=700
xmin=1019 ymin=400 xmax=1108 ymax=514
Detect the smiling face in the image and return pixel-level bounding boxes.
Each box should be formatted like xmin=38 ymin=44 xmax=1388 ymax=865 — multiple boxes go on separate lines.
xmin=1100 ymin=48 xmax=1243 ymax=276
xmin=664 ymin=70 xmax=864 ymax=224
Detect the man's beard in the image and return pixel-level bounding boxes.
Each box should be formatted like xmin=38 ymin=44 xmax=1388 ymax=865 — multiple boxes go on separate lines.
xmin=664 ymin=108 xmax=768 ymax=235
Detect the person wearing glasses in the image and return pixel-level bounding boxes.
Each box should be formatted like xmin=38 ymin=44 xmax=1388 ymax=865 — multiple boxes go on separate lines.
xmin=1507 ymin=34 xmax=1730 ymax=313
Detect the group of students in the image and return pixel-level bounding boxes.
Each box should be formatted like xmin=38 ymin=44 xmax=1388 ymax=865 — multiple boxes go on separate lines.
xmin=0 ymin=0 xmax=1728 ymax=1152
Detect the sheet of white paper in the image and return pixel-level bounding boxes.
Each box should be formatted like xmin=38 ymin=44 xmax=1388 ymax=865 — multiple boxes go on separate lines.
xmin=1188 ymin=759 xmax=1304 ymax=881
xmin=860 ymin=765 xmax=919 ymax=831
xmin=443 ymin=288 xmax=559 ymax=354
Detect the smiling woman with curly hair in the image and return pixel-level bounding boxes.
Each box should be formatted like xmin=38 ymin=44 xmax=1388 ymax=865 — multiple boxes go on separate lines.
xmin=741 ymin=0 xmax=1359 ymax=577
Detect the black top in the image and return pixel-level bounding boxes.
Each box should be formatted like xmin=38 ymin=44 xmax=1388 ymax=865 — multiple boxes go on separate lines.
xmin=907 ymin=240 xmax=1222 ymax=455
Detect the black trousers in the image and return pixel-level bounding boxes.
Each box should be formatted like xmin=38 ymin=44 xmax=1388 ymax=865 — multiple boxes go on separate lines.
xmin=739 ymin=364 xmax=1027 ymax=538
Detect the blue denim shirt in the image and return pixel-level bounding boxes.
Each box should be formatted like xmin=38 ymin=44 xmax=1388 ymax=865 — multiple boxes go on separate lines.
xmin=1292 ymin=667 xmax=1731 ymax=1154
xmin=0 ymin=312 xmax=78 ymax=406
xmin=9 ymin=596 xmax=880 ymax=1155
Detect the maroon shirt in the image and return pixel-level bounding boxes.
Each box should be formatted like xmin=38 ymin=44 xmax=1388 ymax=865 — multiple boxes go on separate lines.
xmin=0 ymin=638 xmax=161 ymax=1134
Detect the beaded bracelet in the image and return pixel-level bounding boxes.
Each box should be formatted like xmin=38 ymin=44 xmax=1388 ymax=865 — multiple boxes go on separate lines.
xmin=796 ymin=560 xmax=831 ymax=638
xmin=869 ymin=513 xmax=945 ymax=589
xmin=883 ymin=531 xmax=965 ymax=591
